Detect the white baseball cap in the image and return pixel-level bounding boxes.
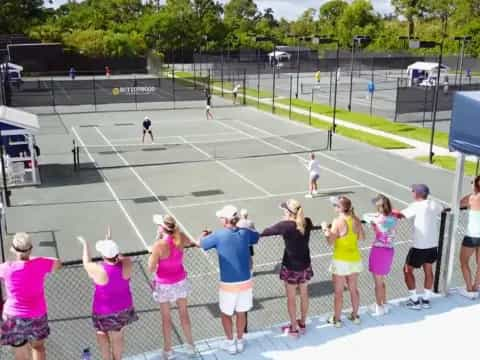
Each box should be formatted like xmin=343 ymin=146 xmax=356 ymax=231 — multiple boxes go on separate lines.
xmin=96 ymin=240 xmax=120 ymax=258
xmin=144 ymin=116 xmax=150 ymax=120
xmin=216 ymin=205 xmax=239 ymax=220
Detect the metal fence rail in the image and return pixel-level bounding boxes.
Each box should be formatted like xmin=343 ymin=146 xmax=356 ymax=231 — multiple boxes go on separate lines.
xmin=1 ymin=215 xmax=461 ymax=359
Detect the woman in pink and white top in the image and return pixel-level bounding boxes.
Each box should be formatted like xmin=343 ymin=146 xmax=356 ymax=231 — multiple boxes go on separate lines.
xmin=366 ymin=194 xmax=398 ymax=316
xmin=78 ymin=230 xmax=138 ymax=360
xmin=148 ymin=214 xmax=196 ymax=359
xmin=0 ymin=232 xmax=61 ymax=360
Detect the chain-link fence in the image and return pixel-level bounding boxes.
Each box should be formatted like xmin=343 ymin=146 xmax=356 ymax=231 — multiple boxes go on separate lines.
xmin=0 ymin=215 xmax=458 ymax=359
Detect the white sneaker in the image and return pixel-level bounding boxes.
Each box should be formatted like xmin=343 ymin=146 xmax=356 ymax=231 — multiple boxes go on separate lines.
xmin=305 ymin=193 xmax=313 ymax=198
xmin=312 ymin=190 xmax=318 ymax=195
xmin=184 ymin=343 xmax=196 ymax=357
xmin=221 ymin=339 xmax=237 ymax=355
xmin=459 ymin=288 xmax=478 ymax=299
xmin=163 ymin=350 xmax=176 ymax=360
xmin=237 ymin=338 xmax=245 ymax=353
xmin=383 ymin=303 xmax=391 ymax=314
xmin=369 ymin=304 xmax=385 ymax=316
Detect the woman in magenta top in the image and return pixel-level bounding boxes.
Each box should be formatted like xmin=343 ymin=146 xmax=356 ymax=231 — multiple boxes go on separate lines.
xmin=0 ymin=232 xmax=61 ymax=360
xmin=148 ymin=214 xmax=196 ymax=359
xmin=78 ymin=229 xmax=138 ymax=360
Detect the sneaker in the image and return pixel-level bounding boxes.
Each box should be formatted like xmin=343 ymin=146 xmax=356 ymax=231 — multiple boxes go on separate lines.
xmin=369 ymin=304 xmax=385 ymax=316
xmin=383 ymin=304 xmax=391 ymax=314
xmin=421 ymin=298 xmax=431 ymax=309
xmin=236 ymin=338 xmax=245 ymax=353
xmin=327 ymin=315 xmax=342 ymax=328
xmin=347 ymin=313 xmax=361 ymax=325
xmin=184 ymin=344 xmax=196 ymax=357
xmin=297 ymin=319 xmax=307 ymax=334
xmin=280 ymin=324 xmax=300 ymax=337
xmin=405 ymin=299 xmax=421 ymax=310
xmin=305 ymin=193 xmax=313 ymax=198
xmin=221 ymin=339 xmax=237 ymax=355
xmin=312 ymin=190 xmax=318 ymax=195
xmin=459 ymin=288 xmax=479 ymax=300
xmin=163 ymin=350 xmax=176 ymax=360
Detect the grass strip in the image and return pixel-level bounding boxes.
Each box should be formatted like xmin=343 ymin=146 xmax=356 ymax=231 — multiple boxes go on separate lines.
xmin=416 ymin=156 xmax=479 ymax=176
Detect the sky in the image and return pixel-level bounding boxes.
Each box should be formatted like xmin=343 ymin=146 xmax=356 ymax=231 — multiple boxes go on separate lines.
xmin=45 ymin=0 xmax=395 ymax=20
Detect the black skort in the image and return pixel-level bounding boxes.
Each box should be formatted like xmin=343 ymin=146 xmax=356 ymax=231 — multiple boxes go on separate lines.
xmin=462 ymin=236 xmax=480 ymax=248
xmin=405 ymin=247 xmax=438 ymax=268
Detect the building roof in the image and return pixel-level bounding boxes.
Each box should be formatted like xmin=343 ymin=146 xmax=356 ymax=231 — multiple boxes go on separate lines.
xmin=0 ymin=106 xmax=39 ymax=133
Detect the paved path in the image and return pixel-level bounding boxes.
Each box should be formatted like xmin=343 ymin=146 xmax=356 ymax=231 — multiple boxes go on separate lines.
xmin=126 ymin=289 xmax=477 ymax=359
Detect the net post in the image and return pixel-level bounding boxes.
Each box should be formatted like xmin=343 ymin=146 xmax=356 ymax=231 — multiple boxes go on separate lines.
xmin=242 ymin=69 xmax=246 ymax=105
xmin=72 ymin=139 xmax=77 ymax=171
xmin=289 ymin=75 xmax=293 ymax=120
xmin=434 ymin=209 xmax=449 ymax=293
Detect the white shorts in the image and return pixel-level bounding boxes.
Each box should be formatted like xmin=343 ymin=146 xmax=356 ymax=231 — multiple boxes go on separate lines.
xmin=329 ymin=259 xmax=363 ymax=276
xmin=219 ymin=288 xmax=253 ymax=316
xmin=310 ymin=173 xmax=319 ymax=182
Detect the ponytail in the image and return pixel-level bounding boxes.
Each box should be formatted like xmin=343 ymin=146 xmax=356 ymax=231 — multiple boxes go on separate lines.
xmin=295 ymin=206 xmax=306 ymax=235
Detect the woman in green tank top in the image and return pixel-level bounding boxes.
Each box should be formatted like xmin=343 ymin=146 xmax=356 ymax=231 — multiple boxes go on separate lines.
xmin=322 ymin=196 xmax=365 ymax=327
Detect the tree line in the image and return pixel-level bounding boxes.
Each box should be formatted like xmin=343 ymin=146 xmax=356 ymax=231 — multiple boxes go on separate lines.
xmin=2 ymin=0 xmax=480 ymax=58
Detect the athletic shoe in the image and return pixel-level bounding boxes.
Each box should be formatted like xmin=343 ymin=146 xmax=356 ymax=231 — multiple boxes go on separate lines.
xmin=383 ymin=303 xmax=391 ymax=314
xmin=236 ymin=338 xmax=245 ymax=353
xmin=459 ymin=288 xmax=479 ymax=300
xmin=405 ymin=299 xmax=421 ymax=310
xmin=184 ymin=344 xmax=196 ymax=357
xmin=163 ymin=350 xmax=176 ymax=360
xmin=421 ymin=298 xmax=431 ymax=309
xmin=297 ymin=319 xmax=307 ymax=334
xmin=281 ymin=324 xmax=300 ymax=337
xmin=348 ymin=313 xmax=361 ymax=325
xmin=312 ymin=190 xmax=318 ymax=195
xmin=327 ymin=316 xmax=342 ymax=328
xmin=220 ymin=339 xmax=237 ymax=355
xmin=305 ymin=193 xmax=313 ymax=198
xmin=369 ymin=304 xmax=385 ymax=316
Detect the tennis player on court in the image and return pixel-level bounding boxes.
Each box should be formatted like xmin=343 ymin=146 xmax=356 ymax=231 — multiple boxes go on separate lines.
xmin=205 ymin=89 xmax=213 ymax=120
xmin=232 ymin=84 xmax=241 ymax=104
xmin=305 ymin=153 xmax=320 ymax=198
xmin=142 ymin=116 xmax=154 ymax=143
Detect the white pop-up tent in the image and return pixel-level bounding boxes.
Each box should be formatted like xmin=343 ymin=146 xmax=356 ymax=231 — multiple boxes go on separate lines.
xmin=442 ymin=91 xmax=480 ymax=292
xmin=268 ymin=51 xmax=291 ymax=63
xmin=0 ymin=106 xmax=40 ymax=185
xmin=407 ymin=61 xmax=449 ymax=87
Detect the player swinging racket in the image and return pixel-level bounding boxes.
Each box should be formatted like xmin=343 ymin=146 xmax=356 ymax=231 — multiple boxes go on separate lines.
xmin=205 ymin=89 xmax=213 ymax=120
xmin=305 ymin=153 xmax=320 ymax=198
xmin=142 ymin=116 xmax=154 ymax=143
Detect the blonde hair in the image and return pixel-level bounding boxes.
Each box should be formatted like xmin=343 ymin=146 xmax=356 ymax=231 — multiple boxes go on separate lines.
xmin=286 ymin=199 xmax=306 ymax=234
xmin=11 ymin=232 xmax=33 ymax=260
xmin=162 ymin=215 xmax=182 ymax=248
xmin=338 ymin=196 xmax=361 ymax=229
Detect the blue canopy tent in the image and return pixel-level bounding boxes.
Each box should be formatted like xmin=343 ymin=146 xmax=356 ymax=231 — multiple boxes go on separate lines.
xmin=0 ymin=106 xmax=40 ymax=185
xmin=443 ymin=92 xmax=480 ymax=292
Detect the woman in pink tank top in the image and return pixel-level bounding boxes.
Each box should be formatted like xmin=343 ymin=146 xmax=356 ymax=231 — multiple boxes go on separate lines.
xmin=78 ymin=228 xmax=138 ymax=360
xmin=148 ymin=214 xmax=196 ymax=359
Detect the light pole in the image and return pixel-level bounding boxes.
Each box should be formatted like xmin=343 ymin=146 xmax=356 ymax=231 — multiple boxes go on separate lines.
xmin=348 ymin=35 xmax=370 ymax=112
xmin=256 ymin=35 xmax=277 ymax=113
xmin=287 ymin=34 xmax=309 ymax=99
xmin=454 ymin=36 xmax=472 ymax=89
xmin=314 ymin=36 xmax=340 ymax=133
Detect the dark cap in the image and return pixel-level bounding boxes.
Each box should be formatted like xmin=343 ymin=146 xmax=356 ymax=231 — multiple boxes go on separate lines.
xmin=411 ymin=184 xmax=430 ymax=197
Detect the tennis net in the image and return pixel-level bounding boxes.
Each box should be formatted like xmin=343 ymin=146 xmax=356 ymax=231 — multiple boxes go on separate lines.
xmin=73 ymin=131 xmax=332 ymax=170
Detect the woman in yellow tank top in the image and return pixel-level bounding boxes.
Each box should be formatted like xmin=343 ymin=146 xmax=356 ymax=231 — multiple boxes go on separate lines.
xmin=322 ymin=196 xmax=364 ymax=327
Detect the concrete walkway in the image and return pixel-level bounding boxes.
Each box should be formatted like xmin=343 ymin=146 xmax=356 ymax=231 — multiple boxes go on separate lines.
xmin=126 ymin=289 xmax=477 ymax=359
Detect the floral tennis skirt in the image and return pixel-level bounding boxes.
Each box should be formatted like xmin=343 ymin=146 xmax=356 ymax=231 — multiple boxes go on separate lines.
xmin=1 ymin=314 xmax=50 ymax=346
xmin=92 ymin=307 xmax=138 ymax=333
xmin=152 ymin=278 xmax=192 ymax=303
xmin=279 ymin=265 xmax=314 ymax=285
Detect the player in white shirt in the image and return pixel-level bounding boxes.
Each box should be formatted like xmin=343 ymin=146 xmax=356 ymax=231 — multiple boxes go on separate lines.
xmin=232 ymin=84 xmax=241 ymax=104
xmin=305 ymin=153 xmax=320 ymax=198
xmin=401 ymin=184 xmax=443 ymax=310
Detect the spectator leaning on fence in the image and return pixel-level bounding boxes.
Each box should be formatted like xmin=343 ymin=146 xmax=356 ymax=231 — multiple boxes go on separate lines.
xmin=77 ymin=230 xmax=138 ymax=360
xmin=366 ymin=194 xmax=398 ymax=316
xmin=459 ymin=175 xmax=480 ymax=299
xmin=194 ymin=205 xmax=259 ymax=355
xmin=261 ymin=199 xmax=313 ymax=337
xmin=401 ymin=184 xmax=443 ymax=310
xmin=322 ymin=196 xmax=364 ymax=328
xmin=148 ymin=214 xmax=196 ymax=359
xmin=0 ymin=232 xmax=62 ymax=360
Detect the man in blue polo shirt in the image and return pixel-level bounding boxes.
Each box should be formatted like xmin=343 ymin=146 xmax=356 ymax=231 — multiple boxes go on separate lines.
xmin=197 ymin=205 xmax=259 ymax=355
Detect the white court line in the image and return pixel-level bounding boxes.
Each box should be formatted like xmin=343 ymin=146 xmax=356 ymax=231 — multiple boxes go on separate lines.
xmin=216 ymin=120 xmax=410 ymax=206
xmin=71 ymin=127 xmax=148 ymax=249
xmin=110 ymin=132 xmax=235 ymax=142
xmin=178 ymin=136 xmax=272 ymax=196
xmin=95 ymin=127 xmax=219 ymax=271
xmin=169 ymin=185 xmax=364 ymax=210
xmin=253 ymin=240 xmax=411 ymax=269
xmin=244 ymin=110 xmax=449 ymax=206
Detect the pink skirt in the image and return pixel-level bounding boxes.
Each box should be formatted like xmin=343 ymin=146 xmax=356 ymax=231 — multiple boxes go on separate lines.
xmin=369 ymin=246 xmax=394 ymax=276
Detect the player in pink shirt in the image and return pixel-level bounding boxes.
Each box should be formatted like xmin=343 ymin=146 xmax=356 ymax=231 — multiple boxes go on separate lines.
xmin=0 ymin=232 xmax=61 ymax=360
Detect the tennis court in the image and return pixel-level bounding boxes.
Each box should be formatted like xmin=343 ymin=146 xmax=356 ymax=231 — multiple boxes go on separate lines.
xmin=1 ymin=99 xmax=471 ymax=359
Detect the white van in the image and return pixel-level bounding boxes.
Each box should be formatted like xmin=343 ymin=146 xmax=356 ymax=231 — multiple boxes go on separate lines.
xmin=0 ymin=62 xmax=23 ymax=87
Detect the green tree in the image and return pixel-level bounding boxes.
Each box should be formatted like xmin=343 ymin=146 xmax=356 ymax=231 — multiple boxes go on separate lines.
xmin=0 ymin=0 xmax=45 ymax=34
xmin=337 ymin=0 xmax=380 ymax=47
xmin=319 ymin=0 xmax=348 ymax=34
xmin=391 ymin=0 xmax=426 ymax=38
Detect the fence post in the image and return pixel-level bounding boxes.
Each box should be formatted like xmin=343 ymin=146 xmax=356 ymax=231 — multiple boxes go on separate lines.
xmin=92 ymin=75 xmax=97 ymax=112
xmin=242 ymin=69 xmax=246 ymax=105
xmin=434 ymin=210 xmax=449 ymax=293
xmin=394 ymin=77 xmax=399 ymax=122
xmin=133 ymin=76 xmax=138 ymax=111
xmin=221 ymin=51 xmax=224 ymax=97
xmin=172 ymin=65 xmax=176 ymax=109
xmin=257 ymin=65 xmax=260 ymax=107
xmin=329 ymin=71 xmax=333 ymax=107
xmin=50 ymin=77 xmax=56 ymax=113
xmin=289 ymin=75 xmax=293 ymax=120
